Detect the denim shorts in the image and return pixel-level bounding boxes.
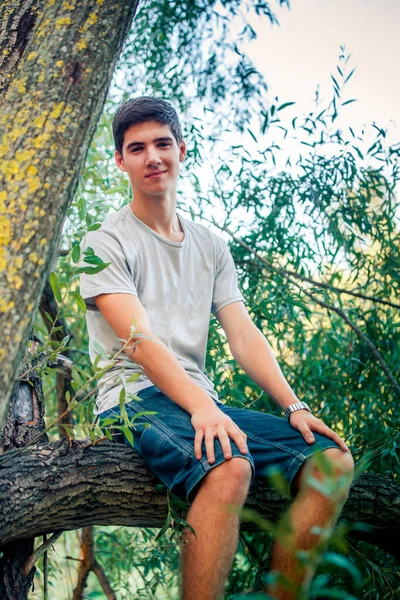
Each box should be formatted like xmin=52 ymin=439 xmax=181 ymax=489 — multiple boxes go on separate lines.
xmin=98 ymin=385 xmax=341 ymax=502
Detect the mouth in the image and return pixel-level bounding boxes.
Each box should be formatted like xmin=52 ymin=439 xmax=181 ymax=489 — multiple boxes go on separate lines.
xmin=145 ymin=171 xmax=167 ymax=179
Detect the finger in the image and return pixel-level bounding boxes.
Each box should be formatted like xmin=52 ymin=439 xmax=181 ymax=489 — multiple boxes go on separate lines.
xmin=194 ymin=429 xmax=203 ymax=460
xmin=313 ymin=422 xmax=349 ymax=453
xmin=216 ymin=426 xmax=232 ymax=459
xmin=229 ymin=427 xmax=248 ymax=454
xmin=233 ymin=423 xmax=247 ymax=441
xmin=205 ymin=428 xmax=215 ymax=464
xmin=297 ymin=422 xmax=315 ymax=445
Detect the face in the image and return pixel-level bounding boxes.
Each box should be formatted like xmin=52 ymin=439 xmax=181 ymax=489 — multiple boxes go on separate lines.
xmin=115 ymin=120 xmax=186 ymax=197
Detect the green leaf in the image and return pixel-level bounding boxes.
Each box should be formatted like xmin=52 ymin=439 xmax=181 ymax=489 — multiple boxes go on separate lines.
xmin=74 ymin=263 xmax=111 ymax=275
xmin=155 ymin=514 xmax=172 ymax=541
xmin=71 ymin=244 xmax=81 ymax=264
xmin=126 ymin=372 xmax=141 ymax=383
xmin=122 ymin=426 xmax=134 ymax=447
xmin=119 ymin=386 xmax=126 ymax=409
xmin=60 ymin=334 xmax=71 ymax=348
xmin=265 ymin=465 xmax=289 ymax=494
xmin=129 ymin=410 xmax=157 ymax=423
xmin=69 ymin=291 xmax=86 ymax=312
xmin=100 ymin=417 xmax=119 ymax=427
xmin=341 ymin=99 xmax=357 ymax=107
xmin=88 ymin=223 xmax=102 ymax=231
xmin=320 ymin=552 xmax=363 ymax=589
xmin=344 ymin=67 xmax=356 ymax=83
xmin=93 ymin=341 xmax=106 ymax=356
xmin=352 ymin=146 xmax=364 ymax=160
xmin=43 ymin=311 xmax=54 ymax=324
xmin=247 ymin=128 xmax=258 ymax=143
xmin=71 ymin=366 xmax=83 ymax=387
xmin=77 ymin=195 xmax=86 ymax=221
xmin=277 ymin=101 xmax=296 ymax=111
xmin=49 ymin=272 xmax=62 ymax=303
xmin=75 ymin=293 xmax=86 ymax=313
xmin=83 ymin=255 xmax=106 ymax=266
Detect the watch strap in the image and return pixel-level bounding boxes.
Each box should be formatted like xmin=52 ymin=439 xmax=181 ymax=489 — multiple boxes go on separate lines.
xmin=284 ymin=401 xmax=311 ymax=421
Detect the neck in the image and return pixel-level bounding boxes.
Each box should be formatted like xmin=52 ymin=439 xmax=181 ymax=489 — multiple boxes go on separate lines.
xmin=129 ymin=187 xmax=183 ymax=239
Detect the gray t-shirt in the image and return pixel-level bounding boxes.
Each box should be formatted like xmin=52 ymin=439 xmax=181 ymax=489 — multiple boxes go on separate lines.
xmin=79 ymin=204 xmax=244 ymax=414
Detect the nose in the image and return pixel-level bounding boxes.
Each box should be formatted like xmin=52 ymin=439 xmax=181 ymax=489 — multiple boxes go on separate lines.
xmin=145 ymin=146 xmax=161 ymax=166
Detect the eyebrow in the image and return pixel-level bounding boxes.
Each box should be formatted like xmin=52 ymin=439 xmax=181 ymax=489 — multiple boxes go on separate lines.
xmin=125 ymin=136 xmax=173 ymax=151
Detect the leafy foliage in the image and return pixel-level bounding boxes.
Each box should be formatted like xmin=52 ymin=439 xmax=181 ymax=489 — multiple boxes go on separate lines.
xmin=28 ymin=1 xmax=400 ymax=598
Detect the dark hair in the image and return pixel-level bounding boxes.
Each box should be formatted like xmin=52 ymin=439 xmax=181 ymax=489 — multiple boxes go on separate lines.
xmin=112 ymin=96 xmax=183 ymax=156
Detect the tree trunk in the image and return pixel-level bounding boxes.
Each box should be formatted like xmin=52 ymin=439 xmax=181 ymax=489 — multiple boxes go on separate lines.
xmin=0 ymin=0 xmax=140 ymax=429
xmin=0 ymin=439 xmax=398 ymax=558
xmin=0 ymin=339 xmax=49 ymax=600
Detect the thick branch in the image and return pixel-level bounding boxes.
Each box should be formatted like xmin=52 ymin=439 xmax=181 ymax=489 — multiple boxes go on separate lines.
xmin=0 ymin=440 xmax=398 ymax=557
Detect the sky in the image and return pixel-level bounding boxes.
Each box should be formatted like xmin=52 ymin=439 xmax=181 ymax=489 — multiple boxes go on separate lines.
xmin=186 ymin=0 xmax=400 ymax=262
xmin=244 ymin=0 xmax=399 ymax=145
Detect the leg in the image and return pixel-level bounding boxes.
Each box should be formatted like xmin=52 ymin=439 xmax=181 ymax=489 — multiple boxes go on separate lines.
xmin=181 ymin=457 xmax=252 ymax=600
xmin=266 ymin=448 xmax=354 ymax=600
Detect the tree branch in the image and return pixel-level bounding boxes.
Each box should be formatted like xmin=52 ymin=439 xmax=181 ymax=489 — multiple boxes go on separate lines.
xmin=202 ymin=214 xmax=400 ymax=310
xmin=23 ymin=531 xmax=63 ymax=576
xmin=0 ymin=439 xmax=398 ymax=558
xmin=200 ymin=216 xmax=400 ymax=399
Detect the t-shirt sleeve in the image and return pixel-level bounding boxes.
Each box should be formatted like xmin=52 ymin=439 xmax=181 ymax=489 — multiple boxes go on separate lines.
xmin=79 ymin=230 xmax=138 ymax=311
xmin=211 ymin=239 xmax=244 ymax=316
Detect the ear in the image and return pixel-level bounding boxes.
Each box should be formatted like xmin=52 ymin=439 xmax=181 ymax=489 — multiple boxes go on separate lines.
xmin=115 ymin=150 xmax=127 ymax=172
xmin=179 ymin=139 xmax=187 ymax=162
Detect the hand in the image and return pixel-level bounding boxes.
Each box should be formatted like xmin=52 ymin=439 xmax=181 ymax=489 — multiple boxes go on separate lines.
xmin=191 ymin=406 xmax=248 ymax=464
xmin=289 ymin=410 xmax=349 ymax=453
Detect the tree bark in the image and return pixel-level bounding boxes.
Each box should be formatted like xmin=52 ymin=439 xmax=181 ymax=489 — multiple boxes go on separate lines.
xmin=0 ymin=338 xmax=49 ymax=599
xmin=0 ymin=1 xmax=45 ymax=100
xmin=0 ymin=439 xmax=398 ymax=557
xmin=0 ymin=0 xmax=140 ymax=429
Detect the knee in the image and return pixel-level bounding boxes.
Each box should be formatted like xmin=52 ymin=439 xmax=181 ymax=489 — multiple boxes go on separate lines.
xmin=323 ymin=448 xmax=354 ymax=478
xmin=294 ymin=448 xmax=354 ymax=502
xmin=205 ymin=457 xmax=252 ymax=502
xmin=309 ymin=448 xmax=354 ymax=502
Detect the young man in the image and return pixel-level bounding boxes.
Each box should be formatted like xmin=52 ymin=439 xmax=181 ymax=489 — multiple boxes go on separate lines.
xmin=80 ymin=97 xmax=354 ymax=600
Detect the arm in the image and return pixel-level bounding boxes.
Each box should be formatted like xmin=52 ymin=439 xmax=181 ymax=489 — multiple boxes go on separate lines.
xmin=94 ymin=293 xmax=248 ymax=462
xmin=216 ymin=302 xmax=349 ymax=452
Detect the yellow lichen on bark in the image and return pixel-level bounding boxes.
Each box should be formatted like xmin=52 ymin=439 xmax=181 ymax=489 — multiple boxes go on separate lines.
xmin=55 ymin=17 xmax=72 ymax=29
xmin=79 ymin=10 xmax=100 ymax=33
xmin=63 ymin=0 xmax=77 ymax=9
xmin=0 ymin=299 xmax=15 ymax=314
xmin=0 ymin=83 xmax=67 ymax=273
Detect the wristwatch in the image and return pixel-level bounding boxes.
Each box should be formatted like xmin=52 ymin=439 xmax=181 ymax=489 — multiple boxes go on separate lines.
xmin=284 ymin=401 xmax=311 ymax=421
